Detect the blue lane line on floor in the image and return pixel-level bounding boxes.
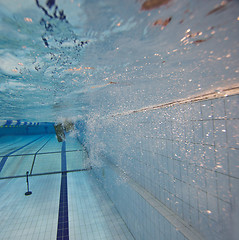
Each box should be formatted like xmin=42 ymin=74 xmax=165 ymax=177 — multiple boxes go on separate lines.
xmin=0 ymin=136 xmax=43 ymax=173
xmin=61 ymin=141 xmax=67 ymax=172
xmin=57 ymin=141 xmax=69 ymax=240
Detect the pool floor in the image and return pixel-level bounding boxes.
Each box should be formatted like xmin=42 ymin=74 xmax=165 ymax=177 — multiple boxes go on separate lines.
xmin=0 ymin=134 xmax=134 ymax=240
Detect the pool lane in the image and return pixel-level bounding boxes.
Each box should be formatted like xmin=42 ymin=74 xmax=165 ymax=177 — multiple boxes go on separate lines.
xmin=67 ymin=171 xmax=135 ymax=240
xmin=0 ymin=134 xmax=88 ymax=178
xmin=0 ymin=155 xmax=35 ymax=178
xmin=0 ymin=134 xmax=134 ymax=240
xmin=0 ymin=136 xmax=26 ymax=152
xmin=66 ymin=151 xmax=87 ymax=171
xmin=29 ymin=136 xmax=53 ymax=175
xmin=0 ymin=174 xmax=61 ymax=240
xmin=11 ymin=135 xmax=51 ymax=155
xmin=0 ymin=135 xmax=44 ymax=157
xmin=0 ymin=136 xmax=52 ymax=178
xmin=32 ymin=135 xmax=87 ymax=175
xmin=65 ymin=136 xmax=83 ymax=151
xmin=37 ymin=136 xmax=62 ymax=154
xmin=0 ymin=136 xmax=43 ymax=174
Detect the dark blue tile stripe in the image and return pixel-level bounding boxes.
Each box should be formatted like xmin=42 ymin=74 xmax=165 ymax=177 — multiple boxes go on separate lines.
xmin=57 ymin=141 xmax=69 ymax=240
xmin=0 ymin=156 xmax=8 ymax=173
xmin=61 ymin=141 xmax=66 ymax=172
xmin=0 ymin=136 xmax=43 ymax=173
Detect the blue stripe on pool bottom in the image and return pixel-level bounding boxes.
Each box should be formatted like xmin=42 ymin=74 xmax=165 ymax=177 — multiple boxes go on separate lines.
xmin=57 ymin=173 xmax=69 ymax=240
xmin=61 ymin=141 xmax=66 ymax=172
xmin=0 ymin=136 xmax=43 ymax=173
xmin=57 ymin=141 xmax=69 ymax=240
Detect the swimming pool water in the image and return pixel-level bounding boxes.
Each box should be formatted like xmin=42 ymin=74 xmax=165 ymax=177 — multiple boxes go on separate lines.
xmin=0 ymin=134 xmax=134 ymax=240
xmin=0 ymin=0 xmax=239 ymax=239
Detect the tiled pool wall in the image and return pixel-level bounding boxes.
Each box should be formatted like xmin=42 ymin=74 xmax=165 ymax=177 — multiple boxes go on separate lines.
xmin=0 ymin=121 xmax=55 ymax=136
xmin=79 ymin=94 xmax=239 ymax=240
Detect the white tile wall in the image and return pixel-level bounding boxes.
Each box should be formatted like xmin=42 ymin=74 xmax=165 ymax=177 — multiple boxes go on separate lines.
xmin=88 ymin=94 xmax=239 ymax=240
